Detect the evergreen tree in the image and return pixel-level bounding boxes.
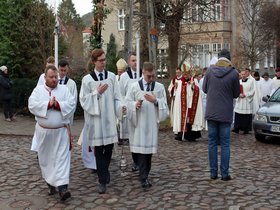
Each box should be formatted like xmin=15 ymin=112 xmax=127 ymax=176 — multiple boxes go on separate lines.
xmin=106 ymin=34 xmax=118 ymax=73
xmin=57 ymin=0 xmax=85 ymax=68
xmin=0 ymin=0 xmax=55 ymax=78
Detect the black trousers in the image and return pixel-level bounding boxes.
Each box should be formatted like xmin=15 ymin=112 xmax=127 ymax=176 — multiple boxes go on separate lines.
xmin=95 ymin=143 xmax=114 ymax=184
xmin=132 ymin=152 xmax=138 ymax=166
xmin=138 ymin=153 xmax=152 ymax=180
xmin=2 ymin=99 xmax=13 ymax=119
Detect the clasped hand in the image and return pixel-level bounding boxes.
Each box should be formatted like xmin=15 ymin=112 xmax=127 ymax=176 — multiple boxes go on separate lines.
xmin=97 ymin=83 xmax=109 ymax=95
xmin=49 ymin=96 xmax=58 ymax=107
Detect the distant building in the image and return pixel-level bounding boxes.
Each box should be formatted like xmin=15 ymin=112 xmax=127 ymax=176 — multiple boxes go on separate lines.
xmin=82 ymin=0 xmax=277 ymax=74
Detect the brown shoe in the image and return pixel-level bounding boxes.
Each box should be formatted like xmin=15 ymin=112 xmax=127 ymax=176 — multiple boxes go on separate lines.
xmin=59 ymin=191 xmax=71 ymax=201
xmin=47 ymin=185 xmax=57 ymax=196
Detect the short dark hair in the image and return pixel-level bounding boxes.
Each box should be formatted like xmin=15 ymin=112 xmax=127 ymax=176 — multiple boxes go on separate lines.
xmin=58 ymin=59 xmax=69 ymax=67
xmin=91 ymin=49 xmax=105 ymax=62
xmin=44 ymin=65 xmax=57 ymax=75
xmin=143 ymin=62 xmax=154 ymax=72
xmin=129 ymin=52 xmax=136 ymax=58
xmin=218 ymin=49 xmax=231 ymax=61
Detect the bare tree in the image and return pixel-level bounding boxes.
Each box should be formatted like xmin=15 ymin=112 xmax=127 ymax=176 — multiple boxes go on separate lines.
xmin=261 ymin=2 xmax=280 ymax=67
xmin=237 ymin=0 xmax=275 ymax=70
xmin=154 ymin=0 xmax=216 ymax=77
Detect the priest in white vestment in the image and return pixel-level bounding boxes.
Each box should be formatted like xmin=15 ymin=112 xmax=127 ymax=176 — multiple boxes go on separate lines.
xmin=245 ymin=68 xmax=261 ymax=114
xmin=125 ymin=62 xmax=169 ymax=188
xmin=119 ymin=52 xmax=142 ymax=172
xmin=31 ymin=59 xmax=77 ymax=152
xmin=28 ymin=65 xmax=75 ymax=201
xmin=79 ymin=49 xmax=125 ymax=194
xmin=167 ymin=67 xmax=184 ymax=130
xmin=233 ymin=70 xmax=255 ymax=134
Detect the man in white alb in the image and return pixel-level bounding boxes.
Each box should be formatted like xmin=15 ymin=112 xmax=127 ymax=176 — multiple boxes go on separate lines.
xmin=119 ymin=52 xmax=142 ymax=172
xmin=79 ymin=48 xmax=126 ymax=194
xmin=28 ymin=65 xmax=76 ymax=201
xmin=125 ymin=62 xmax=169 ymax=188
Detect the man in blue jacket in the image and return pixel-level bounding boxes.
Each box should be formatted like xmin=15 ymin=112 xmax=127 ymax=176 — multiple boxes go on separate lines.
xmin=202 ymin=49 xmax=240 ymax=181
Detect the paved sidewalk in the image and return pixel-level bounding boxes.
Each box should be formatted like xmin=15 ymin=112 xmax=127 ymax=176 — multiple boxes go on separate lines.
xmin=0 ymin=115 xmax=84 ymax=137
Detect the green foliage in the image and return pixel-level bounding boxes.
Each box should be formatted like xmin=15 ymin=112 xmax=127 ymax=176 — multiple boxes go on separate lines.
xmin=0 ymin=0 xmax=55 ymax=79
xmin=12 ymin=78 xmax=36 ymax=113
xmin=106 ymin=34 xmax=118 ymax=73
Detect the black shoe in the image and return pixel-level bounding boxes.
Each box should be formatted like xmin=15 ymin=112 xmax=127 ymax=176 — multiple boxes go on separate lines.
xmin=47 ymin=184 xmax=57 ymax=196
xmin=91 ymin=169 xmax=97 ymax=174
xmin=210 ymin=175 xmax=218 ymax=180
xmin=106 ymin=173 xmax=110 ymax=184
xmin=174 ymin=136 xmax=182 ymax=141
xmin=118 ymin=139 xmax=124 ymax=145
xmin=142 ymin=179 xmax=152 ymax=188
xmin=221 ymin=175 xmax=232 ymax=181
xmin=243 ymin=131 xmax=249 ymax=135
xmin=132 ymin=164 xmax=139 ymax=172
xmin=232 ymin=129 xmax=239 ymax=134
xmin=98 ymin=184 xmax=106 ymax=194
xmin=59 ymin=191 xmax=71 ymax=201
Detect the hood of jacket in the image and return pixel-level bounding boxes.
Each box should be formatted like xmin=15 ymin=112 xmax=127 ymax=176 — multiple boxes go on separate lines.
xmin=210 ymin=57 xmax=233 ymax=78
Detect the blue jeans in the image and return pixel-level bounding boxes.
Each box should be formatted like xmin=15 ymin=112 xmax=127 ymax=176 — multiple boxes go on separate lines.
xmin=207 ymin=120 xmax=231 ymax=178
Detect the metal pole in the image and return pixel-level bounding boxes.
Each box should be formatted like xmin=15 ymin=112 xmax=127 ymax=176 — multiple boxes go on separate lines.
xmin=136 ymin=31 xmax=140 ymax=80
xmin=148 ymin=0 xmax=157 ymax=70
xmin=54 ymin=15 xmax=59 ymax=68
xmin=147 ymin=0 xmax=152 ymax=62
xmin=54 ymin=1 xmax=59 ymax=68
xmin=127 ymin=0 xmax=134 ymax=59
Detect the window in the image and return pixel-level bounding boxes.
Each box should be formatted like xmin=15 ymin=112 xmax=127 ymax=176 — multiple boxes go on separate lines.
xmin=191 ymin=6 xmax=198 ymax=22
xmin=223 ymin=43 xmax=230 ymax=50
xmin=191 ymin=44 xmax=210 ymax=67
xmin=118 ymin=9 xmax=125 ymax=31
xmin=212 ymin=0 xmax=221 ymax=21
xmin=212 ymin=43 xmax=221 ymax=53
xmin=224 ymin=0 xmax=230 ymax=21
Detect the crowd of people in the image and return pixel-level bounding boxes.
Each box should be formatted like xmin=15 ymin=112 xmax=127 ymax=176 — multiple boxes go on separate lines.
xmin=168 ymin=49 xmax=280 ymax=182
xmin=2 ymin=47 xmax=278 ymax=202
xmin=27 ymin=49 xmax=169 ymax=201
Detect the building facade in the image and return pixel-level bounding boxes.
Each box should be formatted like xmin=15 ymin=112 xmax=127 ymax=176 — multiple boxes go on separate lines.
xmin=83 ymin=0 xmax=277 ymax=74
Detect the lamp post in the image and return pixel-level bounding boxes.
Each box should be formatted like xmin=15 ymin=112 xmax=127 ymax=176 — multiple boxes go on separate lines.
xmin=136 ymin=31 xmax=140 ymax=80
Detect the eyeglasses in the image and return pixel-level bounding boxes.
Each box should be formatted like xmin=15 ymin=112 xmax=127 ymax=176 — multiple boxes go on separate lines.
xmin=146 ymin=74 xmax=155 ymax=79
xmin=97 ymin=58 xmax=106 ymax=62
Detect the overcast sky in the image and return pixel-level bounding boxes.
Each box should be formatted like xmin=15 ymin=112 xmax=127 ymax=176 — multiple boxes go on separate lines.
xmin=47 ymin=0 xmax=93 ymax=16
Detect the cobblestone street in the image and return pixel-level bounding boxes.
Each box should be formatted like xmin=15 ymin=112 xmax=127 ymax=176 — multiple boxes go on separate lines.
xmin=0 ymin=116 xmax=280 ymax=209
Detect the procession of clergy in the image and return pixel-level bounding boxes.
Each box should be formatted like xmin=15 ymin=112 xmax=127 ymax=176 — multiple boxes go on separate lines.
xmin=28 ymin=48 xmax=280 ymax=202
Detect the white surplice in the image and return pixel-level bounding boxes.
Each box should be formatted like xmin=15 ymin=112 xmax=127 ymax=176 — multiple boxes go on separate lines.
xmin=78 ymin=127 xmax=96 ymax=169
xmin=79 ymin=71 xmax=123 ymax=146
xmin=125 ymin=80 xmax=169 ymax=154
xmin=60 ymin=77 xmax=78 ymax=125
xmin=248 ymin=75 xmax=261 ymax=114
xmin=28 ymin=85 xmax=76 ymax=187
xmin=37 ymin=73 xmax=45 ymax=86
xmin=259 ymin=78 xmax=273 ymax=106
xmin=31 ymin=77 xmax=77 ymax=151
xmin=234 ymin=79 xmax=255 ymax=114
xmin=118 ymin=70 xmax=139 ymax=139
xmin=185 ymin=82 xmax=205 ymax=131
xmin=167 ymin=76 xmax=183 ymax=130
